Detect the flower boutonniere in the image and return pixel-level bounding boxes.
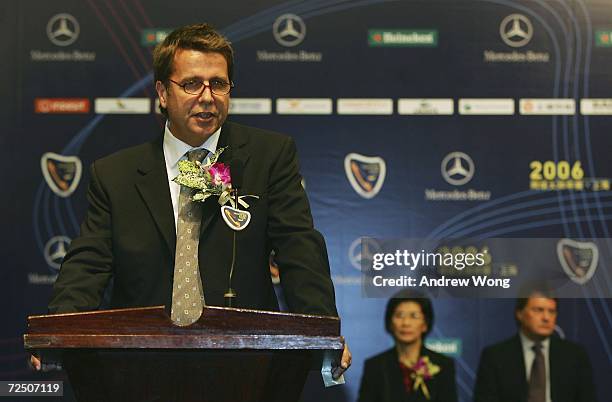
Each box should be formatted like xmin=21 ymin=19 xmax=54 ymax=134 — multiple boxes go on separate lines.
xmin=173 ymin=146 xmax=235 ymax=206
xmin=173 ymin=146 xmax=257 ymax=209
xmin=411 ymin=356 xmax=440 ymax=400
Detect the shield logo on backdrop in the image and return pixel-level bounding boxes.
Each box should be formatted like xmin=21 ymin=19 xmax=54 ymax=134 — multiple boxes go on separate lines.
xmin=557 ymin=239 xmax=598 ymax=285
xmin=344 ymin=153 xmax=386 ymax=199
xmin=41 ymin=152 xmax=82 ymax=197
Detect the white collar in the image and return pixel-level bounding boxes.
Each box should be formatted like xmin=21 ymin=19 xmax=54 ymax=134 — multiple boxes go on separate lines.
xmin=519 ymin=331 xmax=550 ymax=353
xmin=163 ymin=121 xmax=222 ymax=168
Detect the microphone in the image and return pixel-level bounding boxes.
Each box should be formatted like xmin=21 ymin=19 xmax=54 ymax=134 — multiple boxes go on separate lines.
xmin=224 ymin=159 xmax=245 ymax=307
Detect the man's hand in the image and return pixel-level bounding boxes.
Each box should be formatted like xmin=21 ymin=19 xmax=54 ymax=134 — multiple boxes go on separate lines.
xmin=29 ymin=355 xmax=42 ymax=371
xmin=332 ymin=343 xmax=352 ymax=379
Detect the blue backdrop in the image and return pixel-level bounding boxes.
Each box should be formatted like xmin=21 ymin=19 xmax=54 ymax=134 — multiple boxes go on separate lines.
xmin=2 ymin=1 xmax=611 ymax=401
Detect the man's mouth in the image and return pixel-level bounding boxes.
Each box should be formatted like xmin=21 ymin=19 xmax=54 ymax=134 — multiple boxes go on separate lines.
xmin=193 ymin=112 xmax=215 ymax=120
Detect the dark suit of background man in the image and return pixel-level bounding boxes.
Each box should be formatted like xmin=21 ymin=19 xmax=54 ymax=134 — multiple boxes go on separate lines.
xmin=473 ymin=292 xmax=597 ymax=402
xmin=34 ymin=23 xmax=350 ymax=374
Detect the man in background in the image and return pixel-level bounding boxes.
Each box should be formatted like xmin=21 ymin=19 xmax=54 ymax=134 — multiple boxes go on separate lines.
xmin=473 ymin=290 xmax=596 ymax=402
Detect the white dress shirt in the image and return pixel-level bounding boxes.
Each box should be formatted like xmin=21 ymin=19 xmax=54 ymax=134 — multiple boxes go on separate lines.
xmin=519 ymin=331 xmax=552 ymax=402
xmin=162 ymin=122 xmax=221 ymax=229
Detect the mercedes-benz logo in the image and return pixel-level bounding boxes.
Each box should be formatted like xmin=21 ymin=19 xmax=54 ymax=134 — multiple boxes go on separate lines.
xmin=441 ymin=152 xmax=475 ymax=186
xmin=273 ymin=14 xmax=306 ymax=47
xmin=44 ymin=236 xmax=71 ymax=271
xmin=499 ymin=14 xmax=533 ymax=48
xmin=47 ymin=13 xmax=80 ymax=47
xmin=349 ymin=238 xmax=382 ymax=271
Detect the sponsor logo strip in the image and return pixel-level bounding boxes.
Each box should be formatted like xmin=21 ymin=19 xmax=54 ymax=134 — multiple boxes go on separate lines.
xmin=519 ymin=99 xmax=575 ymax=115
xmin=95 ymin=98 xmax=151 ymax=114
xmin=458 ymin=99 xmax=514 ymax=115
xmin=398 ymin=99 xmax=454 ymax=115
xmin=34 ymin=98 xmax=90 ymax=114
xmin=229 ymin=98 xmax=272 ymax=115
xmin=276 ymin=98 xmax=332 ymax=115
xmin=337 ymin=99 xmax=393 ymax=115
xmin=580 ymin=99 xmax=612 ymax=115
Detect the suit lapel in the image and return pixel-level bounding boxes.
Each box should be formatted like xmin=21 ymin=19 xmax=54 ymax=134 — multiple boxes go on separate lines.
xmin=549 ymin=336 xmax=560 ymax=402
xmin=382 ymin=348 xmax=408 ymax=402
xmin=199 ymin=122 xmax=251 ymax=236
xmin=132 ymin=124 xmax=253 ymax=254
xmin=218 ymin=122 xmax=251 ymax=173
xmin=135 ymin=137 xmax=176 ymax=254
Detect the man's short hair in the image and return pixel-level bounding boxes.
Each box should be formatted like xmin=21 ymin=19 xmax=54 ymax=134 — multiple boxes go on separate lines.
xmin=384 ymin=290 xmax=434 ymax=338
xmin=514 ymin=283 xmax=558 ymax=326
xmin=153 ymin=23 xmax=234 ymax=117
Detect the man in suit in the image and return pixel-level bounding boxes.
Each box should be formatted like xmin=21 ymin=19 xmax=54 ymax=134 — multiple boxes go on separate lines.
xmin=473 ymin=291 xmax=597 ymax=402
xmin=34 ymin=23 xmax=350 ymax=375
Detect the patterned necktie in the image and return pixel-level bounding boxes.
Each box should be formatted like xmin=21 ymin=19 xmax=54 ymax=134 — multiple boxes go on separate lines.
xmin=527 ymin=342 xmax=546 ymax=402
xmin=171 ymin=148 xmax=208 ymax=326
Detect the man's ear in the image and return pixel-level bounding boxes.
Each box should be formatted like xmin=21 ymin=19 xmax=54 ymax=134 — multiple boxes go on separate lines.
xmin=155 ymin=80 xmax=168 ymax=108
xmin=515 ymin=309 xmax=523 ymax=325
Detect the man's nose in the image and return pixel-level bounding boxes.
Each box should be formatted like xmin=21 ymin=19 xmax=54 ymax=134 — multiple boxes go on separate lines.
xmin=198 ymin=85 xmax=214 ymax=103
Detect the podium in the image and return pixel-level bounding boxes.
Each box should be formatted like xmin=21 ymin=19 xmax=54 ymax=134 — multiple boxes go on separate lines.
xmin=24 ymin=306 xmax=344 ymax=402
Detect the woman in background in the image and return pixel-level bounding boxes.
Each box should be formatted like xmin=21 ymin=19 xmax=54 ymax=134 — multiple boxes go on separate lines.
xmin=358 ymin=292 xmax=458 ymax=402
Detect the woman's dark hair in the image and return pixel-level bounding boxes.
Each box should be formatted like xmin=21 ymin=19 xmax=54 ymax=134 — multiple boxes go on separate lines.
xmin=384 ymin=290 xmax=434 ymax=338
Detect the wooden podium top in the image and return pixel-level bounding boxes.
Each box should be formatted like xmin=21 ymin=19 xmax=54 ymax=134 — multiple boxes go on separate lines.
xmin=24 ymin=306 xmax=344 ymax=401
xmin=24 ymin=305 xmax=343 ymax=351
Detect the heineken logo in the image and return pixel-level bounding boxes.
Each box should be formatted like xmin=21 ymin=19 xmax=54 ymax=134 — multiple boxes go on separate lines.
xmin=595 ymin=30 xmax=612 ymax=47
xmin=368 ymin=30 xmax=438 ymax=47
xmin=141 ymin=29 xmax=172 ymax=46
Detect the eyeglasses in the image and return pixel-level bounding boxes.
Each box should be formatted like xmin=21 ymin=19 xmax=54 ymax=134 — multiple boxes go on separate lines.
xmin=168 ymin=79 xmax=234 ymax=96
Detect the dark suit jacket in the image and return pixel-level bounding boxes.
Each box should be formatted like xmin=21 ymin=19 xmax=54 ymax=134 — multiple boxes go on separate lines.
xmin=48 ymin=121 xmax=337 ymax=317
xmin=473 ymin=334 xmax=597 ymax=402
xmin=358 ymin=347 xmax=458 ymax=402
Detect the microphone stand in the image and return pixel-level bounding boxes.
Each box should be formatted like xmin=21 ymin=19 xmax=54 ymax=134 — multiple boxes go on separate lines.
xmin=224 ymin=188 xmax=239 ymax=307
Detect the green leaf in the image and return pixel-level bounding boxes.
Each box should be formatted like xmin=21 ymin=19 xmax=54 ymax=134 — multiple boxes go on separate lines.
xmin=206 ymin=146 xmax=227 ymax=166
xmin=177 ymin=160 xmax=200 ymax=174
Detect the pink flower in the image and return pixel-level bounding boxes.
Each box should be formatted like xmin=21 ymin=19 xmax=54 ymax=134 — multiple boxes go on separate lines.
xmin=207 ymin=163 xmax=231 ymax=186
xmin=412 ymin=358 xmax=433 ymax=380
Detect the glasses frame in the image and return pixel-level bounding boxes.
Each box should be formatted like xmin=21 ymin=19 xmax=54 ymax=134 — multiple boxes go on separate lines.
xmin=168 ymin=78 xmax=234 ymax=96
